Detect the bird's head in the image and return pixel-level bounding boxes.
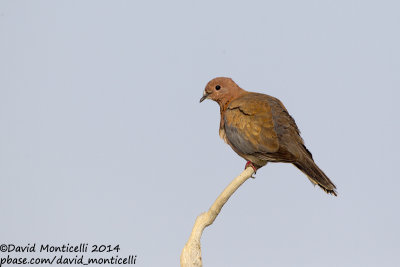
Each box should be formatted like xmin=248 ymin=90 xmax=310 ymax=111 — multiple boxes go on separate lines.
xmin=200 ymin=77 xmax=245 ymax=108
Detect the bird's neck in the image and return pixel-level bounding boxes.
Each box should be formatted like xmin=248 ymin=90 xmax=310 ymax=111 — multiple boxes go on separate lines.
xmin=218 ymin=89 xmax=247 ymax=112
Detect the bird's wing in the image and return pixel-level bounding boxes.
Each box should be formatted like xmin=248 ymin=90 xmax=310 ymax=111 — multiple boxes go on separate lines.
xmin=266 ymin=94 xmax=312 ymax=160
xmin=223 ymin=93 xmax=280 ymax=155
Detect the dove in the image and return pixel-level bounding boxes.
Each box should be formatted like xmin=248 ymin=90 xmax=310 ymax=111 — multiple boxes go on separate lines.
xmin=200 ymin=77 xmax=337 ymax=196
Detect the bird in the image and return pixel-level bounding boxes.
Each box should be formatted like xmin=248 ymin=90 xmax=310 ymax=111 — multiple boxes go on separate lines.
xmin=200 ymin=77 xmax=337 ymax=196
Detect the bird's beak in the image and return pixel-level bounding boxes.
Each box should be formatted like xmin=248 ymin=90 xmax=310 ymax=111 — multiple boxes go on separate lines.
xmin=199 ymin=91 xmax=209 ymax=103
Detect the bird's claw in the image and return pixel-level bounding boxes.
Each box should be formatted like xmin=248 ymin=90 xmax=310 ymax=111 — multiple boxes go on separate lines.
xmin=245 ymin=161 xmax=257 ymax=177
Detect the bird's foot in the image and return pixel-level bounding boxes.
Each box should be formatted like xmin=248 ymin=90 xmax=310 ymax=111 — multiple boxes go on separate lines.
xmin=245 ymin=161 xmax=257 ymax=178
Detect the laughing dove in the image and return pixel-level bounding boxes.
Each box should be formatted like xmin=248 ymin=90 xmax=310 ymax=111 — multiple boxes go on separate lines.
xmin=200 ymin=77 xmax=337 ymax=196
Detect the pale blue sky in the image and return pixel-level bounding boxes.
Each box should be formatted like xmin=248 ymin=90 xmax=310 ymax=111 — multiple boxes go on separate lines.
xmin=1 ymin=1 xmax=399 ymax=266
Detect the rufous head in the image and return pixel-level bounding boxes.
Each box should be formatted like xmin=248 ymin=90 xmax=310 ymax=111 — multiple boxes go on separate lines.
xmin=200 ymin=77 xmax=245 ymax=107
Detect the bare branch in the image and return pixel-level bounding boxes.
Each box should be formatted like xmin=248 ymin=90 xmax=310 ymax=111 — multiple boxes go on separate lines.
xmin=180 ymin=167 xmax=255 ymax=267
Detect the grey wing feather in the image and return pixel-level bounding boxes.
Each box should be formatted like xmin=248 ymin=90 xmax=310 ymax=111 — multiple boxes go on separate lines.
xmin=224 ymin=122 xmax=258 ymax=155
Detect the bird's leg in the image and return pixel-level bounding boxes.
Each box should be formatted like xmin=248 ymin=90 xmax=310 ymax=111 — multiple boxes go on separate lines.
xmin=245 ymin=161 xmax=257 ymax=178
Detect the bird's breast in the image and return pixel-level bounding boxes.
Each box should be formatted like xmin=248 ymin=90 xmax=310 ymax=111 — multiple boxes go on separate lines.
xmin=219 ymin=126 xmax=229 ymax=144
xmin=219 ymin=110 xmax=229 ymax=144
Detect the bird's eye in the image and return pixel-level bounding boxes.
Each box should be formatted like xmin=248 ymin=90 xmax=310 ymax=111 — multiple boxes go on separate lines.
xmin=215 ymin=85 xmax=221 ymax=90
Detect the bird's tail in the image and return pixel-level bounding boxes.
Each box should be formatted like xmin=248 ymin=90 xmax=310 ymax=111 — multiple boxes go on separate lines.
xmin=293 ymin=156 xmax=337 ymax=196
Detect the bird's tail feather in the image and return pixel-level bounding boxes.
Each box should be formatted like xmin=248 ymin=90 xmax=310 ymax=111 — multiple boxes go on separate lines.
xmin=293 ymin=157 xmax=337 ymax=196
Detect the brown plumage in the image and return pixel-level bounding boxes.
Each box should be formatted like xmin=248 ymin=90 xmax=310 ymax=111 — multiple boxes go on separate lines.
xmin=200 ymin=77 xmax=337 ymax=196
